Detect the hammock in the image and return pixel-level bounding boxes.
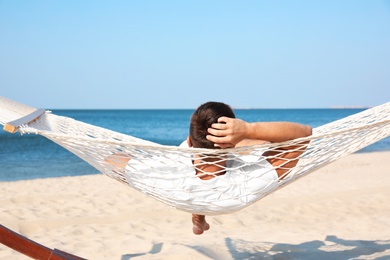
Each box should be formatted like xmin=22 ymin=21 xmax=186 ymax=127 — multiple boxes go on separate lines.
xmin=1 ymin=97 xmax=389 ymax=216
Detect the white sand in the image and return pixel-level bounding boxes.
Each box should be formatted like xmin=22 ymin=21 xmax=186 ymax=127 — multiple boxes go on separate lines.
xmin=1 ymin=151 xmax=390 ymax=260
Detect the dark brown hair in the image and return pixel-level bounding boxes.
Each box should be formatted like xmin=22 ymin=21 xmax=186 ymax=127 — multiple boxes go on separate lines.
xmin=189 ymin=101 xmax=235 ymax=148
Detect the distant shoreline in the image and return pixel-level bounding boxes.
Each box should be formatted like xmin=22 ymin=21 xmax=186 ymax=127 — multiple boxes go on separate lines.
xmin=47 ymin=107 xmax=371 ymax=110
xmin=330 ymin=106 xmax=371 ymax=109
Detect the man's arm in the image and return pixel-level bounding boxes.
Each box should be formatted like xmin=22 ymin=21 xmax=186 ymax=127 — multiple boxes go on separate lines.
xmin=206 ymin=117 xmax=312 ymax=178
xmin=105 ymin=154 xmax=131 ymax=169
xmin=206 ymin=117 xmax=312 ymax=147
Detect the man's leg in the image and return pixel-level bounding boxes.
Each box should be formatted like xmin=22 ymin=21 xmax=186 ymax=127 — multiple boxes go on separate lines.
xmin=192 ymin=214 xmax=210 ymax=235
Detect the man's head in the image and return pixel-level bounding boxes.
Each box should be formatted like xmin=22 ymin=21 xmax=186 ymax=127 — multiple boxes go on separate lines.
xmin=189 ymin=101 xmax=235 ymax=148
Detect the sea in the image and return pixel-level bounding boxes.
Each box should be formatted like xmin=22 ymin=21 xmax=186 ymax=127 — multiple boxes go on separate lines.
xmin=1 ymin=108 xmax=389 ymax=182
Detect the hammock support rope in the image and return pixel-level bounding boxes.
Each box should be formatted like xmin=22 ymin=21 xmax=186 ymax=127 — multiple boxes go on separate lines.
xmin=1 ymin=97 xmax=390 ymax=216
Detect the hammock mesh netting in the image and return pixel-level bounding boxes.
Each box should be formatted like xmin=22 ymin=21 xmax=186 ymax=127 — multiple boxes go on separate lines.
xmin=1 ymin=97 xmax=389 ymax=215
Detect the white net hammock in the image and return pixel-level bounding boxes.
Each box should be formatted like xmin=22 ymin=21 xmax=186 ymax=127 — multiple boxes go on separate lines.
xmin=1 ymin=97 xmax=390 ymax=215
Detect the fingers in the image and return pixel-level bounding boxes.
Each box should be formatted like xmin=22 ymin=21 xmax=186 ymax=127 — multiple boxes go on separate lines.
xmin=207 ymin=117 xmax=234 ymax=147
xmin=206 ymin=133 xmax=227 ymax=143
xmin=217 ymin=116 xmax=231 ymax=124
xmin=206 ymin=135 xmax=234 ymax=148
xmin=209 ymin=117 xmax=233 ymax=134
xmin=206 ymin=134 xmax=221 ymax=143
xmin=210 ymin=116 xmax=231 ymax=130
xmin=207 ymin=127 xmax=225 ymax=137
xmin=210 ymin=122 xmax=227 ymax=130
xmin=214 ymin=143 xmax=234 ymax=148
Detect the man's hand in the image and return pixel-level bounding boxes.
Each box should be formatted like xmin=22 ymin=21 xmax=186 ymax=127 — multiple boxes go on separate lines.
xmin=206 ymin=117 xmax=249 ymax=148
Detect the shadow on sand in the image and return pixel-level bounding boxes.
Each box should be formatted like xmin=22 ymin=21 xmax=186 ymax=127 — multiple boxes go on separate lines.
xmin=120 ymin=236 xmax=390 ymax=259
xmin=224 ymin=235 xmax=390 ymax=260
xmin=121 ymin=243 xmax=163 ymax=260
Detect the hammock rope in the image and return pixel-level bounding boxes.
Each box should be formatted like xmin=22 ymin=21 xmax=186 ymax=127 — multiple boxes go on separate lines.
xmin=1 ymin=97 xmax=389 ymax=215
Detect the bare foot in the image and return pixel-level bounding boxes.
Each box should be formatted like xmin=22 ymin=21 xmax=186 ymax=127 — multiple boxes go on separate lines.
xmin=192 ymin=214 xmax=210 ymax=235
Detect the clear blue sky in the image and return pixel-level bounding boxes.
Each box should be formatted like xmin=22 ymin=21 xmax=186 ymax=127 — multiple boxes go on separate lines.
xmin=1 ymin=1 xmax=389 ymax=109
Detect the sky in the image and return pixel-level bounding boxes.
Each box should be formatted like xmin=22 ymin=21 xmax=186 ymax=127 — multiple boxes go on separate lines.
xmin=0 ymin=1 xmax=389 ymax=109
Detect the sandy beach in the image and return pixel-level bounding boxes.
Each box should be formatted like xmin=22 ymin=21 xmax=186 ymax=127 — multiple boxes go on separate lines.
xmin=1 ymin=151 xmax=390 ymax=260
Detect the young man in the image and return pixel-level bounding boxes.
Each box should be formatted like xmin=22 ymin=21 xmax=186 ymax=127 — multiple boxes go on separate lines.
xmin=106 ymin=101 xmax=312 ymax=235
xmin=187 ymin=102 xmax=312 ymax=235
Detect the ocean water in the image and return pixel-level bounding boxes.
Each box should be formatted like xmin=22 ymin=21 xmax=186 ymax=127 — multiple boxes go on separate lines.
xmin=0 ymin=108 xmax=389 ymax=182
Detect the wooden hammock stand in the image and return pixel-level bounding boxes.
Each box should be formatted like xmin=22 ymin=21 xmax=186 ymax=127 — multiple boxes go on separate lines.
xmin=0 ymin=224 xmax=86 ymax=260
